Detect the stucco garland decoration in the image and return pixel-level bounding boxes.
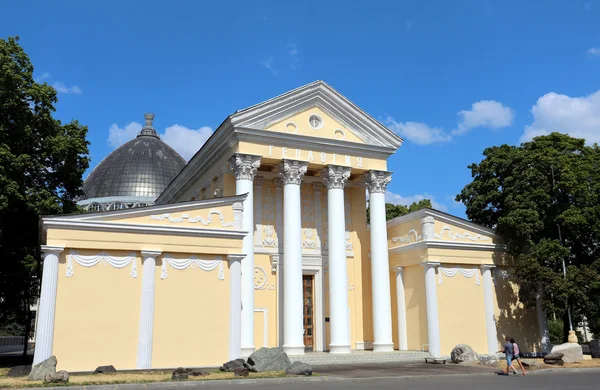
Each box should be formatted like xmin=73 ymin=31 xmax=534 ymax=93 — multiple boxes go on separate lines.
xmin=391 ymin=229 xmax=421 ymax=244
xmin=434 ymin=226 xmax=490 ymax=242
xmin=160 ymin=255 xmax=224 ymax=280
xmin=149 ymin=209 xmax=234 ymax=227
xmin=438 ymin=266 xmax=481 ymax=286
xmin=67 ymin=251 xmax=137 ymax=278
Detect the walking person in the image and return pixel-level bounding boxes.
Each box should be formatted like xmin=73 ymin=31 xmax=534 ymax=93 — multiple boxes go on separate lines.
xmin=510 ymin=337 xmax=526 ymax=375
xmin=498 ymin=336 xmax=519 ymax=375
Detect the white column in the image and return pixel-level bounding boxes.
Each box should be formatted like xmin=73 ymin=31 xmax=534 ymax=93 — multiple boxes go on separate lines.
xmin=136 ymin=250 xmax=161 ymax=369
xmin=421 ymin=261 xmax=441 ymax=357
xmin=229 ymin=153 xmax=261 ymax=357
xmin=227 ymin=254 xmax=244 ymax=360
xmin=536 ymin=285 xmax=551 ymax=352
xmin=279 ymin=159 xmax=308 ymax=355
xmin=393 ymin=267 xmax=408 ymax=351
xmin=364 ymin=170 xmax=394 ymax=352
xmin=481 ymin=264 xmax=498 ymax=354
xmin=322 ymin=165 xmax=352 ymax=354
xmin=32 ymin=246 xmax=64 ymax=366
xmin=254 ymin=176 xmax=264 ymax=247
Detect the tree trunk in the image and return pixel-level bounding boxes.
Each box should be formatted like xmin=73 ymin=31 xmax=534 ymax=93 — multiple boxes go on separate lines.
xmin=22 ymin=297 xmax=31 ymax=357
xmin=562 ymin=310 xmax=570 ymax=344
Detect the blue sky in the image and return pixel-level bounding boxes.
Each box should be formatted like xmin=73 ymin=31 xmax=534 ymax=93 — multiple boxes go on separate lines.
xmin=3 ymin=0 xmax=600 ymax=217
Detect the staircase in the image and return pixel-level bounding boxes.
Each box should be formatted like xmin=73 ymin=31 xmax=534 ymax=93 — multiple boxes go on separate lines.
xmin=290 ymin=350 xmax=431 ymax=366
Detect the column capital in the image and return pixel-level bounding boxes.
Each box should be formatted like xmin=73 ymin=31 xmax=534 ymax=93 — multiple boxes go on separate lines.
xmin=420 ymin=261 xmax=441 ymax=270
xmin=227 ymin=254 xmax=246 ymax=263
xmin=364 ymin=170 xmax=392 ymax=194
xmin=421 ymin=216 xmax=435 ymax=225
xmin=278 ymin=159 xmax=308 ymax=185
xmin=392 ymin=266 xmax=404 ymax=275
xmin=321 ymin=165 xmax=351 ymax=190
xmin=41 ymin=245 xmax=64 ymax=256
xmin=481 ymin=264 xmax=496 ymax=270
xmin=141 ymin=250 xmax=162 ymax=258
xmin=229 ymin=154 xmax=261 ymax=181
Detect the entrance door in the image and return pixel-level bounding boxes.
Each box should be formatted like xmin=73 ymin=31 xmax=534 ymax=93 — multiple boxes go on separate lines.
xmin=303 ymin=275 xmax=314 ymax=351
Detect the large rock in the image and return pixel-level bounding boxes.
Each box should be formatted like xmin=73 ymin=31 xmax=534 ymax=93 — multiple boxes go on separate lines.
xmin=247 ymin=347 xmax=292 ymax=372
xmin=544 ymin=352 xmax=564 ymax=366
xmin=589 ymin=339 xmax=600 ymax=359
xmin=478 ymin=354 xmax=499 ymax=366
xmin=219 ymin=358 xmax=246 ymax=372
xmin=94 ymin=365 xmax=117 ymax=374
xmin=551 ymin=342 xmax=583 ymax=363
xmin=286 ymin=361 xmax=313 ymax=376
xmin=28 ymin=355 xmax=57 ymax=381
xmin=521 ymin=359 xmax=542 ymax=368
xmin=172 ymin=367 xmax=189 ymax=380
xmin=188 ymin=368 xmax=209 ymax=377
xmin=450 ymin=344 xmax=478 ymax=364
xmin=234 ymin=367 xmax=249 ymax=377
xmin=7 ymin=365 xmax=31 ymax=378
xmin=44 ymin=370 xmax=69 ymax=384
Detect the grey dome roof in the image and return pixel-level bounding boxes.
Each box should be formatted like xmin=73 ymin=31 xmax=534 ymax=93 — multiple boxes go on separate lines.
xmin=80 ymin=114 xmax=186 ymax=201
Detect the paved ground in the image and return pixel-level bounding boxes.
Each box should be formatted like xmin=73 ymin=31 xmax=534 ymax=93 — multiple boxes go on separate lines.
xmin=312 ymin=361 xmax=497 ymax=378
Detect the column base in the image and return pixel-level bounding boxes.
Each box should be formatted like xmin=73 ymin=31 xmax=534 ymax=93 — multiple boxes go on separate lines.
xmin=373 ymin=343 xmax=394 ymax=353
xmin=283 ymin=345 xmax=305 ymax=356
xmin=329 ymin=344 xmax=351 ymax=354
xmin=241 ymin=346 xmax=255 ymax=358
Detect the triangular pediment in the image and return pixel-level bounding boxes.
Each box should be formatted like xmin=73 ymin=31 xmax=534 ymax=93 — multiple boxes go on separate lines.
xmin=230 ymin=81 xmax=403 ymax=149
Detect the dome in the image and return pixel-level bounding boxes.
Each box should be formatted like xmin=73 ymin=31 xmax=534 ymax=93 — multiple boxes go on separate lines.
xmin=78 ymin=113 xmax=186 ymax=212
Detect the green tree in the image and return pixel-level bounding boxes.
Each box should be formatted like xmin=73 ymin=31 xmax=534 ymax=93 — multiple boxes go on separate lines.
xmin=456 ymin=132 xmax=600 ymax=342
xmin=0 ymin=37 xmax=90 ymax=354
xmin=367 ymin=199 xmax=433 ymax=224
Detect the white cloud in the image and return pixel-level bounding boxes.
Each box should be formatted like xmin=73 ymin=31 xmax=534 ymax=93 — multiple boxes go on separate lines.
xmin=385 ymin=117 xmax=452 ymax=145
xmin=107 ymin=121 xmax=213 ymax=161
xmin=288 ymin=43 xmax=301 ymax=70
xmin=384 ymin=190 xmax=448 ymax=212
xmin=35 ymin=72 xmax=50 ymax=83
xmin=587 ymin=47 xmax=600 ymax=57
xmin=260 ymin=56 xmax=277 ymax=75
xmin=53 ymin=82 xmax=83 ymax=95
xmin=405 ymin=20 xmax=416 ymax=32
xmin=453 ymin=100 xmax=514 ymax=135
xmin=520 ymin=89 xmax=600 ymax=144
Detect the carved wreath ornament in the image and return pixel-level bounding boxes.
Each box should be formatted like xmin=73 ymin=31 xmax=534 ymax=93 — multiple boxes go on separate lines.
xmin=254 ymin=266 xmax=275 ymax=290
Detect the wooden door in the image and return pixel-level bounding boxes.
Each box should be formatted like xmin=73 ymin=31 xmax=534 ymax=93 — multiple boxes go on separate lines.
xmin=303 ymin=275 xmax=314 ymax=350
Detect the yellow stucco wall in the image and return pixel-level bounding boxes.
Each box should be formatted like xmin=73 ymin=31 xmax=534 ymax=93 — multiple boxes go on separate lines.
xmin=152 ymin=255 xmax=230 ymax=368
xmin=112 ymin=205 xmax=235 ymax=229
xmin=436 ymin=266 xmax=488 ymax=355
xmin=387 ymin=219 xmax=422 ymax=248
xmin=432 ymin=220 xmax=500 ymax=245
xmin=403 ymin=265 xmax=428 ymax=351
xmin=265 ymin=107 xmax=365 ymax=144
xmin=254 ymin=254 xmax=278 ymax=349
xmin=53 ymin=250 xmax=142 ymax=371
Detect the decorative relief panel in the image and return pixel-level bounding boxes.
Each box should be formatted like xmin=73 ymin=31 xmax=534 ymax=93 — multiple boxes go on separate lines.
xmin=254 ymin=266 xmax=275 ymax=290
xmin=438 ymin=266 xmax=480 ymax=286
xmin=301 ymin=183 xmax=316 ymax=249
xmin=389 ymin=225 xmax=492 ymax=246
xmin=320 ymin=189 xmax=329 ymax=251
xmin=160 ymin=255 xmax=224 ymax=280
xmin=150 ymin=210 xmax=234 ymax=227
xmin=344 ymin=188 xmax=353 ymax=251
xmin=67 ymin=251 xmax=137 ymax=278
xmin=262 ymin=182 xmax=276 ymax=247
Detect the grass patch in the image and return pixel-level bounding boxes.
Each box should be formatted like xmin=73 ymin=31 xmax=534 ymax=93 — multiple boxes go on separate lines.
xmin=0 ymin=369 xmax=288 ymax=388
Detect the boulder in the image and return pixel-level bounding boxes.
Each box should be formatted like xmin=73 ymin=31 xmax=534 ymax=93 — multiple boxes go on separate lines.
xmin=94 ymin=365 xmax=117 ymax=374
xmin=44 ymin=370 xmax=69 ymax=384
xmin=172 ymin=367 xmax=189 ymax=380
xmin=551 ymin=342 xmax=583 ymax=363
xmin=187 ymin=368 xmax=210 ymax=377
xmin=477 ymin=354 xmax=500 ymax=366
xmin=450 ymin=344 xmax=478 ymax=364
xmin=543 ymin=352 xmax=564 ymax=366
xmin=247 ymin=347 xmax=292 ymax=372
xmin=589 ymin=339 xmax=600 ymax=359
xmin=521 ymin=359 xmax=542 ymax=368
xmin=234 ymin=367 xmax=249 ymax=377
xmin=286 ymin=362 xmax=313 ymax=376
xmin=219 ymin=358 xmax=246 ymax=372
xmin=28 ymin=355 xmax=57 ymax=381
xmin=6 ymin=365 xmax=31 ymax=378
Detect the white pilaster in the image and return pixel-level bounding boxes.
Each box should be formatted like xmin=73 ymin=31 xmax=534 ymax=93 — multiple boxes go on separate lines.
xmin=136 ymin=250 xmax=161 ymax=369
xmin=481 ymin=264 xmax=498 ymax=354
xmin=421 ymin=261 xmax=441 ymax=357
xmin=364 ymin=170 xmax=394 ymax=352
xmin=254 ymin=176 xmax=264 ymax=247
xmin=275 ymin=179 xmax=284 ymax=250
xmin=32 ymin=246 xmax=64 ymax=366
xmin=313 ymin=183 xmax=323 ymax=251
xmin=322 ymin=165 xmax=352 ymax=354
xmin=229 ymin=153 xmax=261 ymax=357
xmin=393 ymin=267 xmax=408 ymax=351
xmin=536 ymin=285 xmax=551 ymax=352
xmin=227 ymin=254 xmax=244 ymax=360
xmin=279 ymin=159 xmax=308 ymax=355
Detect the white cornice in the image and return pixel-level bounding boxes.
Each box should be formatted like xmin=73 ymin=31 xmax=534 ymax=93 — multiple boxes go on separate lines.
xmin=389 ymin=240 xmax=506 ymax=254
xmin=386 ymin=208 xmax=498 ymax=238
xmin=42 ymin=219 xmax=248 ymax=239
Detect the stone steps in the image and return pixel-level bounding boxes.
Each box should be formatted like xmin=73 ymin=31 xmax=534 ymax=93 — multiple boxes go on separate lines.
xmin=290 ymin=351 xmax=431 ymax=366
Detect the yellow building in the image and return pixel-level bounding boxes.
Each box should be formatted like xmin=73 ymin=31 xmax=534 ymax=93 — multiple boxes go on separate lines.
xmin=36 ymin=81 xmax=550 ymax=371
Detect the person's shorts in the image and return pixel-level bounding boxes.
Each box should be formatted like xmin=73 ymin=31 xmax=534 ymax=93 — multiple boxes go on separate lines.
xmin=514 ymin=354 xmax=520 ymax=360
xmin=506 ymin=356 xmax=513 ymax=365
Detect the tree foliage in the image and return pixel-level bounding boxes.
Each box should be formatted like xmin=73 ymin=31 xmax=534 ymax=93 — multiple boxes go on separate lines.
xmin=367 ymin=199 xmax=433 ymax=224
xmin=0 ymin=37 xmax=90 ymax=345
xmin=457 ymin=133 xmax=600 ymax=341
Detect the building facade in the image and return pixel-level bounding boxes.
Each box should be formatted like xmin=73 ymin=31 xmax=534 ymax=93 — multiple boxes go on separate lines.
xmin=36 ymin=81 xmax=550 ymax=371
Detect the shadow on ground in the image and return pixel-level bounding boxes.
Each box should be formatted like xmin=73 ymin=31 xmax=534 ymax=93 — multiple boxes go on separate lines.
xmin=313 ymin=361 xmax=498 ymax=378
